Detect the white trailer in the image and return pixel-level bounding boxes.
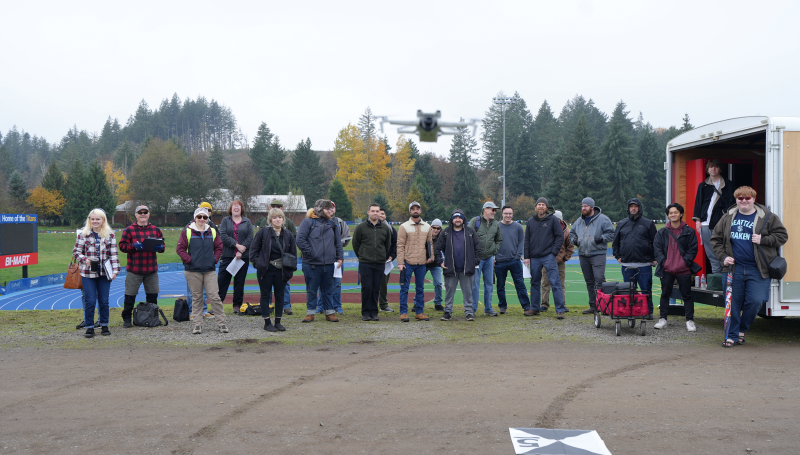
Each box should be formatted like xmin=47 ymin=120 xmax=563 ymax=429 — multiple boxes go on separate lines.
xmin=666 ymin=116 xmax=798 ymax=317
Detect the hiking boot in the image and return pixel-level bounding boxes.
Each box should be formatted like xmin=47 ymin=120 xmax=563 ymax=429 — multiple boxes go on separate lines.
xmin=192 ymin=325 xmax=202 ymax=334
xmin=219 ymin=325 xmax=229 ymax=334
xmin=284 ymin=308 xmax=293 ymax=315
xmin=325 ymin=314 xmax=339 ymax=322
xmin=123 ymin=319 xmax=132 ymax=328
xmin=371 ymin=316 xmax=380 ymax=321
xmin=582 ymin=307 xmax=597 ymax=314
xmin=434 ymin=304 xmax=445 ymax=312
xmin=362 ymin=315 xmax=372 ymax=321
xmin=302 ymin=314 xmax=315 ymax=323
xmin=523 ymin=309 xmax=539 ymax=316
xmin=275 ymin=322 xmax=286 ymax=331
xmin=380 ymin=307 xmax=395 ymax=312
xmin=686 ymin=320 xmax=696 ymax=332
xmin=557 ymin=313 xmax=565 ymax=320
xmin=101 ymin=326 xmax=111 ymax=336
xmin=400 ymin=313 xmax=410 ymax=322
xmin=416 ymin=313 xmax=430 ymax=321
xmin=84 ymin=328 xmax=94 ymax=338
xmin=654 ymin=318 xmax=667 ymax=329
xmin=485 ymin=311 xmax=498 ymax=317
xmin=465 ymin=314 xmax=475 ymax=321
xmin=440 ymin=312 xmax=452 ymax=321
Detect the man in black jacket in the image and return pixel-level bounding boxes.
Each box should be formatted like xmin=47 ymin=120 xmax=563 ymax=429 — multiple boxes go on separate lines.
xmin=524 ymin=198 xmax=567 ymax=318
xmin=692 ymin=159 xmax=734 ymax=273
xmin=612 ymin=198 xmax=658 ymax=318
xmin=352 ymin=203 xmax=392 ymax=321
xmin=378 ymin=207 xmax=397 ymax=312
xmin=434 ymin=209 xmax=481 ymax=321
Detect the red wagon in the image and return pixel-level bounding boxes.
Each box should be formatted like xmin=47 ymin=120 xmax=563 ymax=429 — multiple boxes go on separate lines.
xmin=594 ymin=272 xmax=650 ymax=336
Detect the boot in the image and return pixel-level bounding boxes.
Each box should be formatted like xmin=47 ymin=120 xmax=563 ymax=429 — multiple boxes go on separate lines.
xmin=325 ymin=314 xmax=339 ymax=322
xmin=302 ymin=314 xmax=314 ymax=323
xmin=264 ymin=318 xmax=277 ymax=332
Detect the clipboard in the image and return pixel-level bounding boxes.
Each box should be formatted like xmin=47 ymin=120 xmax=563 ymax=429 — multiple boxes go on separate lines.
xmin=143 ymin=237 xmax=164 ymax=252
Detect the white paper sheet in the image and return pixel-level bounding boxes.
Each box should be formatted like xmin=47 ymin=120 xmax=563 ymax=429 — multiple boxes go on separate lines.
xmin=226 ymin=258 xmax=245 ymax=275
xmin=522 ymin=261 xmax=531 ymax=279
xmin=333 ymin=262 xmax=343 ymax=278
xmin=384 ymin=261 xmax=395 ymax=275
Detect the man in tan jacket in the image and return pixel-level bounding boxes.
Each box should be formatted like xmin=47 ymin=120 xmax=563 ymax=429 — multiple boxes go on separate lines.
xmin=397 ymin=201 xmax=434 ymax=322
xmin=541 ymin=211 xmax=574 ymax=312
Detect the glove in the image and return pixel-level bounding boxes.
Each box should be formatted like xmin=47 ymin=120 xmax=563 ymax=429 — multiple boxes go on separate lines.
xmin=153 ymin=244 xmax=165 ymax=252
xmin=133 ymin=242 xmax=144 ymax=251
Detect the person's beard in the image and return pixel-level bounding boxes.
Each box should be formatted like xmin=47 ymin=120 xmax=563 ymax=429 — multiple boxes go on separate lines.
xmin=582 ymin=208 xmax=592 ymax=217
xmin=411 ymin=212 xmax=420 ymax=219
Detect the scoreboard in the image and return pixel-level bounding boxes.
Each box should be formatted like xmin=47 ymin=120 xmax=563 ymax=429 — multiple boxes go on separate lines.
xmin=0 ymin=214 xmax=38 ymax=269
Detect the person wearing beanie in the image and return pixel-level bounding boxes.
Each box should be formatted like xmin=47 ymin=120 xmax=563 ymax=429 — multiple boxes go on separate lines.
xmin=396 ymin=201 xmax=434 ymax=322
xmin=296 ymin=199 xmax=344 ymax=322
xmin=435 ymin=209 xmax=482 ymax=321
xmin=426 ymin=218 xmax=445 ymax=311
xmin=495 ymin=205 xmax=531 ymax=315
xmin=118 ymin=204 xmax=165 ymax=328
xmin=185 ymin=204 xmax=217 ymax=318
xmin=314 ymin=201 xmax=351 ymax=315
xmin=524 ymin=198 xmax=567 ymax=318
xmin=467 ymin=201 xmax=502 ymax=317
xmin=541 ymin=209 xmax=574 ymax=313
xmin=612 ymin=198 xmax=658 ymax=319
xmin=569 ymin=196 xmax=615 ymax=314
xmin=176 ymin=207 xmax=229 ymax=334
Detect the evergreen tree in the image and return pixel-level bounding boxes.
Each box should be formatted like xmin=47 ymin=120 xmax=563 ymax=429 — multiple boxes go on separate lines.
xmin=681 ymin=113 xmax=694 ymax=132
xmin=546 ymin=114 xmax=601 ymax=222
xmin=480 ymin=92 xmax=536 ymax=197
xmin=207 ymin=142 xmax=227 ymax=188
xmin=263 ymin=137 xmax=288 ymax=194
xmin=596 ymin=101 xmax=641 ymax=221
xmin=250 ymin=122 xmax=274 ymax=190
xmin=449 ymin=125 xmax=483 ymax=217
xmin=372 ymin=192 xmax=392 ymax=219
xmin=412 ymin=152 xmax=442 ymax=194
xmin=531 ymin=100 xmax=560 ymax=192
xmin=290 ymin=138 xmax=327 ymax=207
xmin=64 ymin=159 xmax=90 ymax=224
xmin=413 ymin=174 xmax=445 ymax=221
xmin=41 ymin=161 xmax=65 ymax=193
xmin=328 ymin=179 xmax=353 ymax=220
xmin=86 ymin=160 xmax=117 ymax=217
xmin=637 ymin=124 xmax=666 ymax=220
xmin=557 ymin=95 xmax=609 ymax=149
xmin=115 ymin=141 xmax=137 ymax=177
xmin=8 ymin=170 xmax=29 ymax=202
xmin=0 ymin=144 xmax=16 ymax=179
xmin=406 ymin=180 xmax=428 ymax=214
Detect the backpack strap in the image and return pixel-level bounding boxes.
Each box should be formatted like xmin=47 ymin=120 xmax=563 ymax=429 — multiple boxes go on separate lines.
xmin=185 ymin=227 xmax=216 ymax=249
xmin=158 ymin=308 xmax=169 ymax=326
xmin=474 ymin=216 xmax=481 ymax=230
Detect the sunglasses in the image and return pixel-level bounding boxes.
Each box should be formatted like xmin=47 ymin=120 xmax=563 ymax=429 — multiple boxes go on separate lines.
xmin=737 ymin=196 xmax=753 ymax=201
xmin=137 ymin=211 xmax=149 ymax=215
xmin=431 ymin=227 xmax=441 ymax=230
xmin=195 ymin=215 xmax=208 ymax=220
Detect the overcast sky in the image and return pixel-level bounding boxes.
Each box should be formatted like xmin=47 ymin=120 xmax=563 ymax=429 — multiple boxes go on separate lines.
xmin=2 ymin=0 xmax=798 ymax=158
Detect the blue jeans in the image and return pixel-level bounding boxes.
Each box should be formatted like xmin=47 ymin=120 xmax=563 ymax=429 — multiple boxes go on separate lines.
xmin=186 ymin=282 xmax=208 ymax=314
xmin=621 ymin=266 xmax=654 ymax=314
xmin=727 ymin=264 xmax=771 ymax=342
xmin=400 ymin=262 xmax=427 ymax=315
xmin=495 ymin=260 xmax=530 ymax=310
xmin=429 ymin=267 xmax=443 ymax=305
xmin=317 ymin=278 xmax=343 ymax=313
xmin=304 ymin=263 xmax=335 ymax=315
xmin=529 ymin=255 xmax=565 ymax=312
xmin=471 ymin=257 xmax=495 ymax=314
xmin=81 ymin=276 xmax=111 ymax=328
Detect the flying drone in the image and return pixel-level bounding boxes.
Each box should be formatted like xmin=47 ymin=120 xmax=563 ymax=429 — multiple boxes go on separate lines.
xmin=376 ymin=110 xmax=479 ymax=143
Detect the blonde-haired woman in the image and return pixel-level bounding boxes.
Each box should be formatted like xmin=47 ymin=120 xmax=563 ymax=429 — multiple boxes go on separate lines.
xmin=249 ymin=208 xmax=297 ymax=332
xmin=72 ymin=208 xmax=121 ymax=338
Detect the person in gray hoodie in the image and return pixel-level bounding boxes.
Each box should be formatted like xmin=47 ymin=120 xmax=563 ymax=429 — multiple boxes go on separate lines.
xmin=569 ymin=197 xmax=615 ymax=314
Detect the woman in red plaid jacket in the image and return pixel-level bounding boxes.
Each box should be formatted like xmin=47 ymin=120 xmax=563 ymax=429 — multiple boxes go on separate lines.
xmin=72 ymin=208 xmax=121 ymax=338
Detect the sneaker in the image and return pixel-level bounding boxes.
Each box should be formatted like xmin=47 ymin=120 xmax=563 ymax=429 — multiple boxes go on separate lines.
xmin=485 ymin=311 xmax=498 ymax=317
xmin=523 ymin=309 xmax=539 ymax=316
xmin=275 ymin=322 xmax=286 ymax=331
xmin=264 ymin=323 xmax=277 ymax=332
xmin=440 ymin=312 xmax=452 ymax=321
xmin=686 ymin=320 xmax=696 ymax=332
xmin=646 ymin=313 xmax=654 ymax=320
xmin=415 ymin=313 xmax=430 ymax=321
xmin=302 ymin=314 xmax=314 ymax=323
xmin=76 ymin=320 xmax=86 ymax=330
xmin=498 ymin=308 xmax=507 ymax=314
xmin=654 ymin=318 xmax=667 ymax=330
xmin=362 ymin=315 xmax=372 ymax=321
xmin=84 ymin=328 xmax=94 ymax=338
xmin=557 ymin=313 xmax=565 ymax=320
xmin=465 ymin=314 xmax=475 ymax=321
xmin=434 ymin=305 xmax=445 ymax=312
xmin=283 ymin=308 xmax=293 ymax=315
xmin=219 ymin=325 xmax=229 ymax=334
xmin=204 ymin=313 xmax=215 ymax=319
xmin=380 ymin=307 xmax=395 ymax=313
xmin=101 ymin=326 xmax=111 ymax=336
xmin=325 ymin=314 xmax=339 ymax=322
xmin=336 ymin=309 xmax=345 ymax=315
xmin=400 ymin=313 xmax=410 ymax=322
xmin=371 ymin=316 xmax=380 ymax=321
xmin=192 ymin=325 xmax=202 ymax=334
xmin=233 ymin=305 xmax=241 ymax=314
xmin=582 ymin=307 xmax=597 ymax=314
xmin=122 ymin=319 xmax=132 ymax=328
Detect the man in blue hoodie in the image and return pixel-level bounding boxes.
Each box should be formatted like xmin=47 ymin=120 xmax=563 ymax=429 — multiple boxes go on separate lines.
xmin=569 ymin=197 xmax=615 ymax=314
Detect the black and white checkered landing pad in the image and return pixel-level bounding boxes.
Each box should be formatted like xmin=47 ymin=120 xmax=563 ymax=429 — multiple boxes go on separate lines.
xmin=509 ymin=428 xmax=612 ymax=455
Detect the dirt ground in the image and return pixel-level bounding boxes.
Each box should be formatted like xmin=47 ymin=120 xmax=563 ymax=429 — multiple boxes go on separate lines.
xmin=1 ymin=342 xmax=799 ymax=454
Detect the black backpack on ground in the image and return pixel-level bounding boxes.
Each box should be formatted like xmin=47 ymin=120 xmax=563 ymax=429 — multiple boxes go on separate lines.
xmin=173 ymin=299 xmax=190 ymax=322
xmin=132 ymin=302 xmax=169 ymax=327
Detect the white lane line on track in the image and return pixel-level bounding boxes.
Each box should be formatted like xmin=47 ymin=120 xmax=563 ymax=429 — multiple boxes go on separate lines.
xmin=31 ymin=289 xmax=72 ymax=310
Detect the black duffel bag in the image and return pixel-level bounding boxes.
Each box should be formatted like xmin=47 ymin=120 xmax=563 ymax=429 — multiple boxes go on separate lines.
xmin=173 ymin=299 xmax=190 ymax=322
xmin=132 ymin=302 xmax=169 ymax=327
xmin=601 ymin=281 xmax=619 ymax=295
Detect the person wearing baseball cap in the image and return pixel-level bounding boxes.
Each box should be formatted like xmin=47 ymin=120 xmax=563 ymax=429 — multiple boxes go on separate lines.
xmin=118 ymin=204 xmax=165 ymax=328
xmin=467 ymin=201 xmax=502 ymax=316
xmin=396 ymin=201 xmax=434 ymax=321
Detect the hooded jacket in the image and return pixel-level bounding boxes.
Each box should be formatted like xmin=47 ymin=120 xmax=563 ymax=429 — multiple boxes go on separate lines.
xmin=692 ymin=175 xmax=735 ymax=229
xmin=612 ymin=198 xmax=657 ymax=264
xmin=435 ymin=210 xmax=482 ymax=277
xmin=218 ymin=216 xmax=254 ymax=259
xmin=249 ymin=226 xmax=297 ymax=282
xmin=710 ymin=203 xmax=788 ymax=279
xmin=296 ymin=208 xmax=344 ymax=266
xmin=569 ymin=206 xmax=615 ymax=256
xmin=524 ymin=207 xmax=563 ymax=259
xmin=556 ymin=219 xmax=575 ymax=263
xmin=176 ymin=222 xmax=223 ymax=273
xmin=653 ymin=222 xmax=698 ymax=278
xmin=468 ymin=213 xmax=503 ymax=259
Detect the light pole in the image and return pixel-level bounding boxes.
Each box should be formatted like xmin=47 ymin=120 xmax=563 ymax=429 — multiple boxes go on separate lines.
xmin=493 ymin=95 xmax=517 ymax=207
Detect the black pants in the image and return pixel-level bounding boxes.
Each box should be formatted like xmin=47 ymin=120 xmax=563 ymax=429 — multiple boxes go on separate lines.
xmin=218 ymin=256 xmax=248 ymax=306
xmin=360 ymin=262 xmax=384 ymax=318
xmin=121 ymin=293 xmax=158 ymax=320
xmin=579 ymin=254 xmax=606 ymax=307
xmin=659 ymin=273 xmax=694 ymax=320
xmin=258 ymin=268 xmax=286 ymax=319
